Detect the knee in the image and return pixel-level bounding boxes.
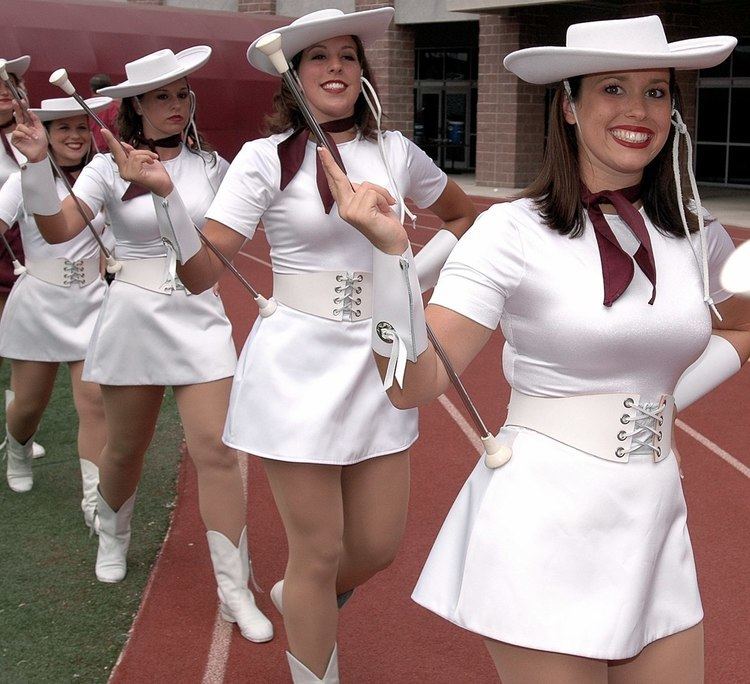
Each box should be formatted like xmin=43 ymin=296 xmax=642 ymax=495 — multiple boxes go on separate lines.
xmin=290 ymin=535 xmax=344 ymax=585
xmin=9 ymin=393 xmax=47 ymax=423
xmin=189 ymin=437 xmax=237 ymax=475
xmin=347 ymin=536 xmax=401 ymax=575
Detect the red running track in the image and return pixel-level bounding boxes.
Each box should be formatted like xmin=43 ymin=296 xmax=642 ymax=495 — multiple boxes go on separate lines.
xmin=110 ymin=203 xmax=750 ymax=683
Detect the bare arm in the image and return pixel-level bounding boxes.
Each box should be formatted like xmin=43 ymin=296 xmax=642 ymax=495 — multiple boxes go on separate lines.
xmin=426 ymin=178 xmax=477 ymax=239
xmin=713 ymin=296 xmax=750 ymax=362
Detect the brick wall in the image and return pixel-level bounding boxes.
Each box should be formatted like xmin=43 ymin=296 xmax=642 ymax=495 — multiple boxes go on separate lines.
xmin=355 ymin=1 xmax=413 ymax=138
xmin=475 ymin=11 xmax=546 ymax=188
xmin=237 ymin=0 xmax=276 ymax=13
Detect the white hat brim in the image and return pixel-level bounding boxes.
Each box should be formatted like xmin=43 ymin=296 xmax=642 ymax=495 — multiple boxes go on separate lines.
xmin=32 ymin=97 xmax=113 ymax=122
xmin=97 ymin=46 xmax=211 ymax=99
xmin=247 ymin=8 xmax=394 ymax=76
xmin=2 ymin=55 xmax=30 ymax=78
xmin=504 ymin=36 xmax=738 ymax=84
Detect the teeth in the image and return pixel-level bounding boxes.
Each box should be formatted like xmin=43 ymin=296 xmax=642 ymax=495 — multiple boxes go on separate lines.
xmin=611 ymin=129 xmax=650 ymax=143
xmin=322 ymin=82 xmax=345 ymax=91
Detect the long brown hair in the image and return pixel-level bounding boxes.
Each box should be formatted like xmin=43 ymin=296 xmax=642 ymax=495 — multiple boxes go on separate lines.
xmin=523 ymin=70 xmax=698 ymax=238
xmin=264 ymin=35 xmax=379 ymax=138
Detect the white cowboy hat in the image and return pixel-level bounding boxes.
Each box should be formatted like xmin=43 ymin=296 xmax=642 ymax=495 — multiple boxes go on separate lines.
xmin=97 ymin=46 xmax=211 ymax=99
xmin=247 ymin=8 xmax=394 ymax=76
xmin=1 ymin=55 xmax=30 ymax=78
xmin=504 ymin=15 xmax=737 ymax=84
xmin=31 ymin=96 xmax=113 ymax=122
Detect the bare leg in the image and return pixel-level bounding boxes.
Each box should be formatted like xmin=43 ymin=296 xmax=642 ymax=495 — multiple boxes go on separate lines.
xmin=98 ymin=385 xmax=164 ymax=510
xmin=68 ymin=361 xmax=106 ymax=465
xmin=7 ymin=360 xmax=59 ymax=443
xmin=336 ymin=449 xmax=410 ymax=594
xmin=173 ymin=379 xmax=244 ymax=543
xmin=608 ymin=623 xmax=704 ymax=684
xmin=0 ymin=291 xmax=8 ymax=369
xmin=262 ymin=458 xmax=343 ymax=678
xmin=485 ymin=639 xmax=607 ymax=684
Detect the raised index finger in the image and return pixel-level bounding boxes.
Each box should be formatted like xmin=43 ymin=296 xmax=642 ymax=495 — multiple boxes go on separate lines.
xmin=317 ymin=147 xmax=355 ymax=204
xmin=102 ymin=129 xmax=128 ymax=164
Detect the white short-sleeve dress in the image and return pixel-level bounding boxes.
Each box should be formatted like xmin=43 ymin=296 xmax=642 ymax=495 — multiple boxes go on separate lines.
xmin=411 ymin=197 xmax=736 ymax=659
xmin=70 ymin=146 xmax=237 ymax=386
xmin=206 ymin=131 xmax=447 ymax=464
xmin=0 ymin=172 xmax=107 ymax=361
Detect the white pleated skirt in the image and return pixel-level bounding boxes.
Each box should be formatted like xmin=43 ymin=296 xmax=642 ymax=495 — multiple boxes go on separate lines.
xmin=0 ymin=273 xmax=107 ymax=362
xmin=224 ymin=303 xmax=418 ymax=465
xmin=412 ymin=427 xmax=703 ymax=660
xmin=83 ymin=280 xmax=236 ymax=386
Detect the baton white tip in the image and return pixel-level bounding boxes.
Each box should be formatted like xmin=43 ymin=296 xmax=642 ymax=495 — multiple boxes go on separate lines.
xmin=482 ymin=434 xmax=512 ymax=469
xmin=105 ymin=257 xmax=122 ymax=274
xmin=256 ymin=33 xmax=290 ymax=74
xmin=50 ymin=68 xmax=76 ymax=95
xmin=256 ymin=295 xmax=277 ymax=317
xmin=12 ymin=261 xmax=26 ymax=276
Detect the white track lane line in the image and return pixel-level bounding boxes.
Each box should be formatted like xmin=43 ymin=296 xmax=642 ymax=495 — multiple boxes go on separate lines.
xmin=437 ymin=395 xmax=484 ymax=454
xmin=200 ymin=455 xmax=249 ymax=684
xmin=676 ymin=419 xmax=750 ymax=479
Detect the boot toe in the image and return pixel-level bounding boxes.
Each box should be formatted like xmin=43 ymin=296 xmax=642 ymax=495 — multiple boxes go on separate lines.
xmin=7 ymin=474 xmax=33 ymax=492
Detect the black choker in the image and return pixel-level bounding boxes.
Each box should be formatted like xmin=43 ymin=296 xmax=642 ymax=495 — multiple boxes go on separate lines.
xmin=137 ymin=133 xmax=182 ymax=153
xmin=60 ymin=160 xmax=87 ymax=173
xmin=0 ymin=118 xmax=14 ymax=131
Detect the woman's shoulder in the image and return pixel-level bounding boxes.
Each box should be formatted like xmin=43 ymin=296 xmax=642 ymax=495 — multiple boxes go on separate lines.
xmin=233 ymin=134 xmax=285 ymax=167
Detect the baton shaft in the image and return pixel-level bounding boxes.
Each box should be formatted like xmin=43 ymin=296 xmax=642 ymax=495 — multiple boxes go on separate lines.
xmin=0 ymin=230 xmax=20 ymax=262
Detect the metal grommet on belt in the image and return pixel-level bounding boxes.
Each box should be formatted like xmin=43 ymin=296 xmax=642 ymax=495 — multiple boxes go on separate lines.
xmin=615 ymin=447 xmax=625 ymax=458
xmin=623 ymin=397 xmax=635 ymax=408
xmin=376 ymin=321 xmax=394 ymax=343
xmin=617 ymin=430 xmax=627 ymax=441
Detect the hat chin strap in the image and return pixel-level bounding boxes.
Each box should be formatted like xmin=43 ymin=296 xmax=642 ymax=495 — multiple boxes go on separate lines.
xmin=360 ymin=75 xmax=416 ymax=228
xmin=563 ymin=80 xmax=719 ymax=320
xmin=670 ymin=106 xmax=720 ymax=320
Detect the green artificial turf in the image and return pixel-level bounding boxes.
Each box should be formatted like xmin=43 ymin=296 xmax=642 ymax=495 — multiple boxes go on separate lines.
xmin=0 ymin=364 xmax=183 ymax=683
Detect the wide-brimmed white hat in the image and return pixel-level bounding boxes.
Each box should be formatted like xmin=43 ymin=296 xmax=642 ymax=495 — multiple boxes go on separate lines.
xmin=97 ymin=46 xmax=211 ymax=99
xmin=504 ymin=16 xmax=736 ymax=84
xmin=1 ymin=55 xmax=30 ymax=78
xmin=247 ymin=8 xmax=394 ymax=76
xmin=31 ymin=96 xmax=113 ymax=122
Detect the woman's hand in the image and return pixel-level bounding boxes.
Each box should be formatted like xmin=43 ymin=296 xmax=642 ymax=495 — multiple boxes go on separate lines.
xmin=103 ymin=129 xmax=174 ymax=197
xmin=318 ymin=146 xmax=408 ymax=255
xmin=10 ymin=101 xmax=47 ymax=162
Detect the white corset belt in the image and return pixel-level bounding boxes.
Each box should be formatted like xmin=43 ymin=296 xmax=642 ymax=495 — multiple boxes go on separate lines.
xmin=273 ymin=271 xmax=373 ymax=322
xmin=504 ymin=389 xmax=674 ymax=464
xmin=26 ymin=257 xmax=101 ymax=288
xmin=114 ymin=257 xmax=187 ymax=295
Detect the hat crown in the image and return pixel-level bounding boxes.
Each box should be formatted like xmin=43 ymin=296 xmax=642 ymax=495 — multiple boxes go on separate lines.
xmin=567 ymin=15 xmax=670 ymax=55
xmin=39 ymin=97 xmax=81 ymax=111
xmin=290 ymin=9 xmax=345 ymax=28
xmin=126 ymin=49 xmax=180 ymax=84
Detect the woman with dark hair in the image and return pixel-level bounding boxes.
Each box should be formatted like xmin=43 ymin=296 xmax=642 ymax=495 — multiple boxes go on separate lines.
xmin=12 ymin=47 xmax=273 ymax=643
xmin=0 ymin=97 xmax=109 ymax=517
xmin=320 ymin=15 xmax=748 ymax=683
xmin=106 ymin=8 xmax=476 ymax=680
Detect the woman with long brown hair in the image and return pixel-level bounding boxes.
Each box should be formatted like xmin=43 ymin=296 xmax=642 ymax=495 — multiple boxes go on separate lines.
xmin=320 ymin=15 xmax=748 ymax=683
xmin=12 ymin=47 xmax=272 ymax=643
xmin=104 ymin=9 xmax=477 ymax=681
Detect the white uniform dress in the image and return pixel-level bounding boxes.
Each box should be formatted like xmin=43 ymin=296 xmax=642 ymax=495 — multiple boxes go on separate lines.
xmin=71 ymin=146 xmax=237 ymax=386
xmin=412 ymin=198 xmax=736 ymax=660
xmin=0 ymin=131 xmax=27 ymax=293
xmin=0 ymin=172 xmax=107 ymax=360
xmin=206 ymin=131 xmax=446 ymax=464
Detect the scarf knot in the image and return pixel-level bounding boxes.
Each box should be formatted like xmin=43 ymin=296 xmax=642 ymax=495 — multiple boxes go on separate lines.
xmin=277 ymin=116 xmax=356 ymax=214
xmin=580 ymin=183 xmax=657 ymax=307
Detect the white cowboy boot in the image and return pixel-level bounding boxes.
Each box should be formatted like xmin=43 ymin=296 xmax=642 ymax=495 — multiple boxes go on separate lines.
xmin=4 ymin=390 xmax=46 ymax=459
xmin=270 ymin=579 xmax=353 ymax=616
xmin=79 ymin=459 xmax=100 ymax=534
xmin=206 ymin=527 xmax=274 ymax=643
xmin=286 ymin=644 xmax=340 ymax=684
xmin=95 ymin=489 xmax=136 ymax=583
xmin=5 ymin=427 xmax=34 ymax=492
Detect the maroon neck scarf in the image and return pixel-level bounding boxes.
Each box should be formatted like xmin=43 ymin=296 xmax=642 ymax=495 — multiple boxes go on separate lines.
xmin=277 ymin=116 xmax=356 ymax=214
xmin=581 ymin=183 xmax=657 ymax=307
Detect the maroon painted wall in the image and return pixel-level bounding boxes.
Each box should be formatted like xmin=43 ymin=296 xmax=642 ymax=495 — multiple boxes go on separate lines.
xmin=1 ymin=0 xmax=290 ymax=160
